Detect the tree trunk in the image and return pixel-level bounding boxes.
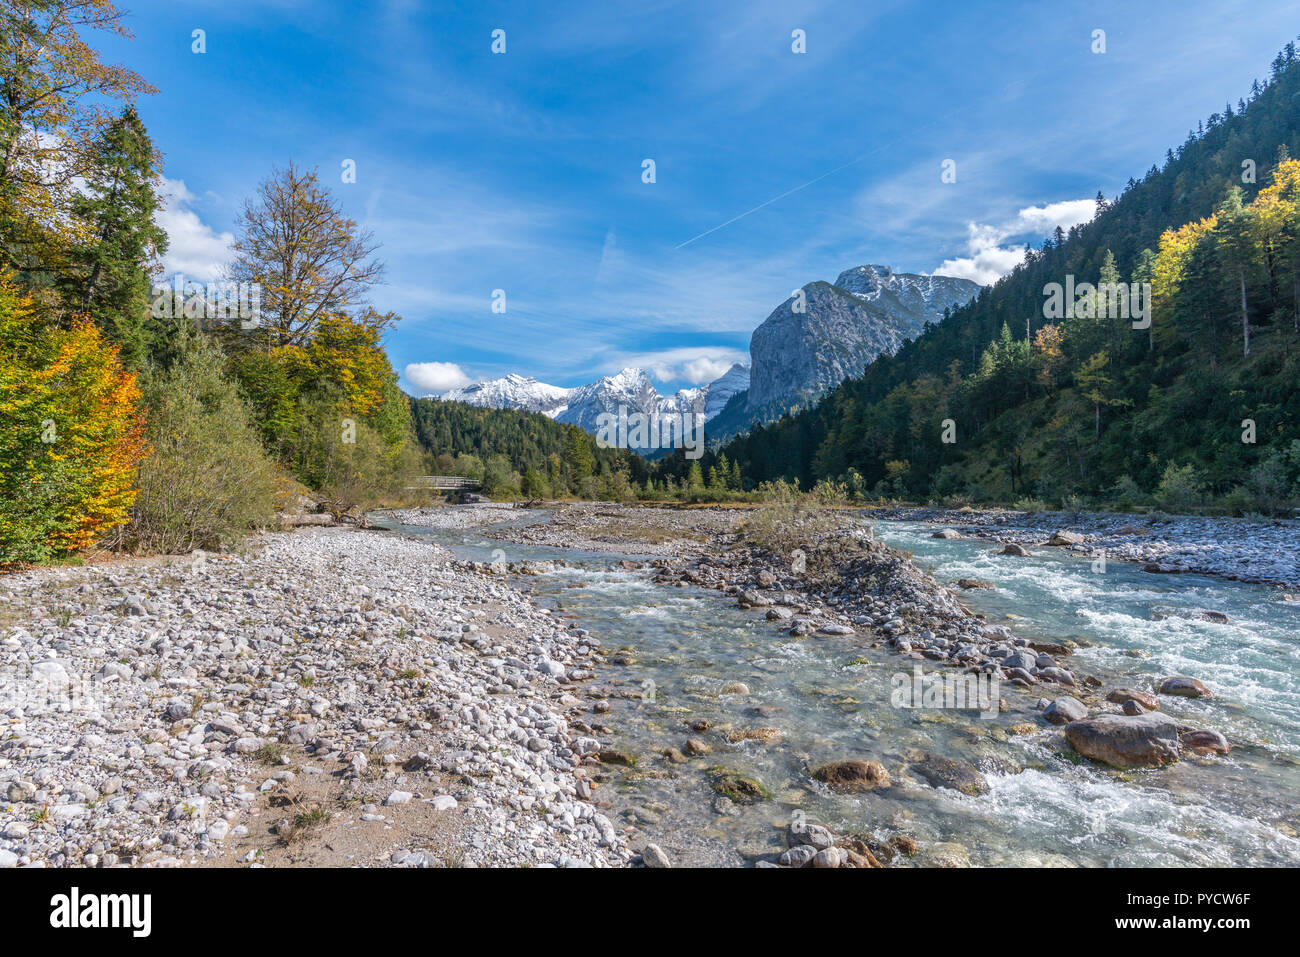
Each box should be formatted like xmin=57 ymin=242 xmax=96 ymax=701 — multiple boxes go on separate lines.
xmin=1239 ymin=267 xmax=1250 ymax=357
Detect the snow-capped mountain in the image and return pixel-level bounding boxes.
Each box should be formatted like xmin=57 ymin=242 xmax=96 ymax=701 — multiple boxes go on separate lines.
xmin=834 ymin=264 xmax=977 ymax=317
xmin=439 ymin=373 xmax=572 ymax=417
xmin=558 ymin=368 xmax=699 ymax=434
xmin=703 ymin=362 xmax=750 ymax=419
xmin=429 ymin=365 xmax=750 ymax=434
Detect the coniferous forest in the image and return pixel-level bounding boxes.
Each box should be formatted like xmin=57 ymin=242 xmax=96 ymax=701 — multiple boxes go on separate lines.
xmin=719 ymin=43 xmax=1300 ymax=513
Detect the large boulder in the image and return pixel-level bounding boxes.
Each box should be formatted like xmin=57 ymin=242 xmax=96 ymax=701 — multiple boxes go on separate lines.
xmin=1043 ymin=696 xmax=1088 ymax=725
xmin=1047 ymin=530 xmax=1085 ymax=546
xmin=1159 ymin=676 xmax=1212 ymax=698
xmin=812 ymin=759 xmax=890 ymax=792
xmin=909 ymin=755 xmax=988 ymax=795
xmin=1002 ymin=649 xmax=1038 ymax=672
xmin=998 ymin=542 xmax=1032 ymax=557
xmin=1064 ymin=713 xmax=1181 ymax=768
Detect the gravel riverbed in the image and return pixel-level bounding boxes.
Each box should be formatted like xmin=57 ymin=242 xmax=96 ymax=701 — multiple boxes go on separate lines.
xmin=0 ymin=527 xmax=632 ymax=868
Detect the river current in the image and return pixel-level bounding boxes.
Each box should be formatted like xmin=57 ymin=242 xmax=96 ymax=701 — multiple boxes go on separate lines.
xmin=391 ymin=512 xmax=1300 ymax=867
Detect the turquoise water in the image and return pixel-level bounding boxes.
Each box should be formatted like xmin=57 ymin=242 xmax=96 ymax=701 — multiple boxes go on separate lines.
xmin=392 ymin=512 xmax=1300 ymax=867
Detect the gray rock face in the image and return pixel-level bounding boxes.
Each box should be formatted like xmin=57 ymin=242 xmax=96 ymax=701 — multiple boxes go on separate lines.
xmin=746 ymin=266 xmax=978 ymax=412
xmin=1064 ymin=713 xmax=1181 ymax=768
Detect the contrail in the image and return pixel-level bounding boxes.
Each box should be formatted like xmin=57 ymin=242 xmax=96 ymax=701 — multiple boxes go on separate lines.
xmin=673 ymin=109 xmax=967 ymax=250
xmin=674 ymin=155 xmax=875 ymax=249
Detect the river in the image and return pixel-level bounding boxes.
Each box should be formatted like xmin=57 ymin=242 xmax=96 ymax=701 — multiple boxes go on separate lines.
xmin=389 ymin=511 xmax=1300 ymax=867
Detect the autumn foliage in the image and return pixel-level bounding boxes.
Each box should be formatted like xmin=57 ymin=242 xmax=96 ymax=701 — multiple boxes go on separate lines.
xmin=0 ymin=274 xmax=145 ymax=563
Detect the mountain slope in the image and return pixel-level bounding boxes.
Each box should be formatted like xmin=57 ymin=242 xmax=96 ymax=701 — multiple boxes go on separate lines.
xmin=720 ymin=39 xmax=1300 ymax=509
xmin=746 ymin=268 xmax=978 ymax=411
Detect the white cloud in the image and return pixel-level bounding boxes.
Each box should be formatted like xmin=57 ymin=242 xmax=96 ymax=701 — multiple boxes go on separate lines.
xmin=404 ymin=361 xmax=472 ymax=394
xmin=680 ymin=355 xmax=740 ymax=384
xmin=933 ymin=199 xmax=1096 ymax=285
xmin=156 ymin=178 xmax=233 ymax=281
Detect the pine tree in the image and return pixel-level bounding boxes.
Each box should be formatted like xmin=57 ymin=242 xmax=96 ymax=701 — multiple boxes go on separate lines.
xmin=1215 ymin=188 xmax=1257 ymax=357
xmin=59 ymin=106 xmax=167 ymax=366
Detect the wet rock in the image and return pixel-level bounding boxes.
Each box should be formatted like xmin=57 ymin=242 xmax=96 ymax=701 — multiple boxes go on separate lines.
xmin=684 ymin=737 xmax=711 ymax=756
xmin=998 ymin=543 xmax=1032 ymax=557
xmin=1159 ymin=676 xmax=1212 ymax=698
xmin=1180 ymin=730 xmax=1231 ymax=755
xmin=1028 ymin=641 xmax=1074 ymax=657
xmin=1043 ymin=696 xmax=1088 ymax=725
xmin=1122 ymin=700 xmax=1147 ymax=715
xmin=811 ymin=759 xmax=891 ymax=792
xmin=910 ymin=754 xmax=988 ymax=795
xmin=708 ymin=769 xmax=772 ymax=803
xmin=598 ymin=748 xmax=635 ymax=765
xmin=1064 ymin=713 xmax=1181 ymax=768
xmin=813 ymin=847 xmax=847 ymax=868
xmin=726 ymin=727 xmax=782 ymax=744
xmin=956 ymin=579 xmax=995 ymax=590
xmin=924 ymin=842 xmax=971 ymax=867
xmin=932 ymin=528 xmax=963 ymax=539
xmin=1106 ymin=688 xmax=1160 ymax=710
xmin=819 ymin=624 xmax=855 ymax=635
xmin=779 ymin=844 xmax=818 ymax=867
xmin=720 ymin=682 xmax=750 ymax=695
xmin=788 ymin=823 xmax=835 ymax=850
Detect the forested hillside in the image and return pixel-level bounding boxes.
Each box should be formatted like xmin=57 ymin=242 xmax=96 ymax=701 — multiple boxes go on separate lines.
xmin=721 ymin=39 xmax=1300 ymax=514
xmin=409 ymin=398 xmax=647 ymax=498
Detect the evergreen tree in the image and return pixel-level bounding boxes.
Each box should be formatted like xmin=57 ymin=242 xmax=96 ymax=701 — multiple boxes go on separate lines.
xmin=1215 ymin=188 xmax=1258 ymax=357
xmin=58 ymin=106 xmax=167 ymax=366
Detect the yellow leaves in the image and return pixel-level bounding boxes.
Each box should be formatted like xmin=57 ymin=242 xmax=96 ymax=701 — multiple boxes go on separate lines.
xmin=304 ymin=313 xmax=390 ymax=418
xmin=0 ymin=273 xmax=146 ymax=561
xmin=1153 ymin=215 xmax=1217 ymax=301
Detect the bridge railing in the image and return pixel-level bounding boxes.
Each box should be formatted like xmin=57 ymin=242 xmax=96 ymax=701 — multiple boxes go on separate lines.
xmin=411 ymin=475 xmax=482 ymax=489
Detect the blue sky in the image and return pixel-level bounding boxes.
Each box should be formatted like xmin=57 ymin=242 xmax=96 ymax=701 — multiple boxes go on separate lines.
xmin=100 ymin=0 xmax=1298 ymax=394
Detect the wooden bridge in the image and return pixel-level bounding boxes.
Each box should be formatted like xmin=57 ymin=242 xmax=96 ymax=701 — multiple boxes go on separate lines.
xmin=407 ymin=475 xmax=482 ymax=490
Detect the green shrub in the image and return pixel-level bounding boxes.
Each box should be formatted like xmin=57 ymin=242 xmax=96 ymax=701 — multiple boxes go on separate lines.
xmin=1109 ymin=474 xmax=1147 ymax=508
xmin=121 ymin=343 xmax=280 ymax=553
xmin=296 ymin=391 xmax=422 ymax=519
xmin=1153 ymin=463 xmax=1204 ymax=514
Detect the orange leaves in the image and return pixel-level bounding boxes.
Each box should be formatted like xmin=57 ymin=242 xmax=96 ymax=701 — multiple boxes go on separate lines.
xmin=0 ymin=275 xmax=145 ymax=562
